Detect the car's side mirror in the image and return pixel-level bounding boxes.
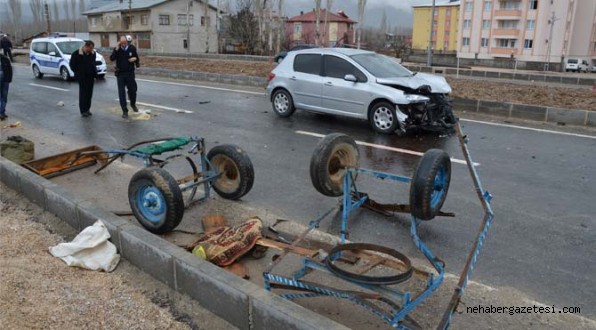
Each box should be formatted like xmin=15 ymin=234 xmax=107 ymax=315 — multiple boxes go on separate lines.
xmin=48 ymin=51 xmax=56 ymax=57
xmin=344 ymin=74 xmax=358 ymax=82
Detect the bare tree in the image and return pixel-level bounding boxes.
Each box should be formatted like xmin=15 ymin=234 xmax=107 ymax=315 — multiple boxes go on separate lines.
xmin=79 ymin=0 xmax=87 ymax=15
xmin=70 ymin=0 xmax=78 ymax=19
xmin=380 ymin=11 xmax=387 ymax=34
xmin=52 ymin=0 xmax=61 ymax=21
xmin=226 ymin=0 xmax=259 ymax=54
xmin=204 ymin=0 xmax=210 ymax=52
xmin=357 ymin=0 xmax=367 ymax=48
xmin=63 ymin=0 xmax=71 ymax=21
xmin=322 ymin=0 xmax=333 ymax=46
xmin=313 ymin=0 xmax=321 ymax=45
xmin=275 ymin=0 xmax=284 ymax=53
xmin=8 ymin=0 xmax=22 ymax=42
xmin=29 ymin=0 xmax=45 ymax=26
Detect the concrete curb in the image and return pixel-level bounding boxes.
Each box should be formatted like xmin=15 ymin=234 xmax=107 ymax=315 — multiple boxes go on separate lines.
xmin=136 ymin=68 xmax=594 ymax=128
xmin=452 ymin=97 xmax=595 ymax=127
xmin=0 ymin=157 xmax=349 ymax=330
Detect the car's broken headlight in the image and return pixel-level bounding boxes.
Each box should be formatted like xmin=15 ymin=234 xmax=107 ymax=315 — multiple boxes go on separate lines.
xmin=404 ymin=94 xmax=430 ymax=103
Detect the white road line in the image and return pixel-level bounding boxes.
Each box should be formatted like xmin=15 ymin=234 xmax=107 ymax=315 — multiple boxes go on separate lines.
xmin=28 ymin=83 xmax=69 ymax=92
xmin=134 ymin=78 xmax=266 ymax=96
xmin=460 ymin=118 xmax=596 ymax=140
xmin=295 ymin=130 xmax=479 ymax=166
xmin=114 ymin=100 xmax=194 ymax=113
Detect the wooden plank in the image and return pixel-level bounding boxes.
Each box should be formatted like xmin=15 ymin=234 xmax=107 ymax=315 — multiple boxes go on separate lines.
xmin=256 ymin=238 xmax=319 ymax=258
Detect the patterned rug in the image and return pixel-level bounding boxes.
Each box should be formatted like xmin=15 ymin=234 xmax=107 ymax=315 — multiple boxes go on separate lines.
xmin=187 ymin=217 xmax=263 ymax=266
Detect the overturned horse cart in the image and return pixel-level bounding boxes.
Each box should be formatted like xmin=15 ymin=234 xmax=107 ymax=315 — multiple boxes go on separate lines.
xmin=262 ymin=123 xmax=494 ymax=329
xmin=21 ymin=137 xmax=254 ymax=233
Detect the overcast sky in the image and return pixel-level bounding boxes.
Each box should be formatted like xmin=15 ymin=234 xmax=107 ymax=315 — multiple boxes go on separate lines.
xmin=0 ymin=0 xmax=433 ymax=29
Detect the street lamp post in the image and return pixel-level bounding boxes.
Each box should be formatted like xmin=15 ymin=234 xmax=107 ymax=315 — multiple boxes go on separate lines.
xmin=427 ymin=0 xmax=436 ymax=67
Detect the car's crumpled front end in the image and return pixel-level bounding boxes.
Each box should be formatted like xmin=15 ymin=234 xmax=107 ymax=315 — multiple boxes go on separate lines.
xmin=377 ymin=73 xmax=456 ymax=130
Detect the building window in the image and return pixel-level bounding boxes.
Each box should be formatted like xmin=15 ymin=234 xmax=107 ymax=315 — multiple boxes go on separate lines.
xmin=434 ymin=9 xmax=438 ymax=16
xmin=482 ymin=20 xmax=490 ymax=29
xmin=498 ymin=20 xmax=518 ymax=29
xmin=464 ymin=19 xmax=471 ymax=29
xmin=91 ymin=17 xmax=97 ymax=27
xmin=432 ymin=41 xmax=436 ymax=48
xmin=201 ymin=16 xmax=210 ymax=26
xmin=524 ymin=39 xmax=533 ymax=48
xmin=526 ymin=19 xmax=535 ymax=30
xmin=444 ymin=41 xmax=449 ymax=49
xmin=183 ymin=39 xmax=188 ymax=49
xmin=125 ymin=15 xmax=134 ymax=25
xmin=484 ymin=1 xmax=492 ymax=11
xmin=500 ymin=1 xmax=520 ymax=10
xmin=465 ymin=2 xmax=473 ymax=12
xmin=432 ymin=30 xmax=436 ymax=37
xmin=444 ymin=30 xmax=450 ymax=36
xmin=529 ymin=0 xmax=538 ymax=10
xmin=159 ymin=15 xmax=170 ymax=25
xmin=481 ymin=38 xmax=489 ymax=47
xmin=141 ymin=15 xmax=148 ymax=25
xmin=497 ymin=39 xmax=516 ymax=48
xmin=177 ymin=14 xmax=194 ymax=26
xmin=138 ymin=33 xmax=151 ymax=49
xmin=446 ymin=8 xmax=451 ymax=15
xmin=294 ymin=23 xmax=302 ymax=33
xmin=462 ymin=37 xmax=470 ymax=46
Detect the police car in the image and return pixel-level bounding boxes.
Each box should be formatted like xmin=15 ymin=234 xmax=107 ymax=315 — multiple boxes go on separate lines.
xmin=30 ymin=37 xmax=107 ymax=81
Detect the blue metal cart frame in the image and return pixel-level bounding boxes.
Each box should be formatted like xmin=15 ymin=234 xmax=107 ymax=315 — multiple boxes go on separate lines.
xmin=263 ymin=123 xmax=494 ymax=329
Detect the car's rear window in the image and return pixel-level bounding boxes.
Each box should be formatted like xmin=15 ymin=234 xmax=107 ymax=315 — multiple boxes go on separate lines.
xmin=294 ymin=54 xmax=321 ymax=75
xmin=351 ymin=53 xmax=411 ymax=78
xmin=567 ymin=59 xmax=578 ymax=64
xmin=56 ymin=41 xmax=84 ymax=54
xmin=32 ymin=42 xmax=47 ymax=54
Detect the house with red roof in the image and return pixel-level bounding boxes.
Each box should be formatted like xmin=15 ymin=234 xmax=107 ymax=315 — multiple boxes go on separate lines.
xmin=285 ymin=9 xmax=357 ymax=47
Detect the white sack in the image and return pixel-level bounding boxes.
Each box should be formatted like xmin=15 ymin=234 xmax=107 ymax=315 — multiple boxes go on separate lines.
xmin=49 ymin=220 xmax=120 ymax=272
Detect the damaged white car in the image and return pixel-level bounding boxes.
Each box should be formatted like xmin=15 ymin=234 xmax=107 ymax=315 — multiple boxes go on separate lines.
xmin=266 ymin=48 xmax=456 ymax=134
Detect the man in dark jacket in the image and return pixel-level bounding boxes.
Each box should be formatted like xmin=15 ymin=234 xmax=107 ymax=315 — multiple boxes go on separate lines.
xmin=0 ymin=53 xmax=12 ymax=120
xmin=0 ymin=35 xmax=13 ymax=62
xmin=69 ymin=40 xmax=97 ymax=117
xmin=110 ymin=35 xmax=140 ymax=119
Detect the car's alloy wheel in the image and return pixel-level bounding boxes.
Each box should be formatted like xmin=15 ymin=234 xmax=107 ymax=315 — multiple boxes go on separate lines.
xmin=373 ymin=106 xmax=394 ymax=130
xmin=60 ymin=67 xmax=70 ymax=81
xmin=274 ymin=93 xmax=289 ymax=113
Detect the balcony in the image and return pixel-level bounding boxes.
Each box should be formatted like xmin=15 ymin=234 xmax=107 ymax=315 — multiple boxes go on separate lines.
xmin=493 ymin=29 xmax=520 ymax=37
xmin=494 ymin=9 xmax=522 ymax=18
xmin=491 ymin=47 xmax=518 ymax=56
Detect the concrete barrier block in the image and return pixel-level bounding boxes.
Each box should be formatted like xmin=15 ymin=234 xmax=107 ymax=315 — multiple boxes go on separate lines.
xmin=206 ymin=73 xmax=220 ymax=82
xmin=45 ymin=185 xmax=80 ymax=230
xmin=586 ymin=111 xmax=596 ymax=127
xmin=478 ymin=100 xmax=511 ymax=116
xmin=0 ymin=157 xmax=21 ymax=191
xmin=485 ymin=71 xmax=499 ymax=78
xmin=452 ymin=98 xmax=479 ymax=112
xmin=180 ymin=71 xmax=193 ymax=80
xmin=499 ymin=72 xmax=514 ymax=79
xmin=546 ymin=108 xmax=587 ymax=126
xmin=545 ymin=75 xmax=562 ymax=84
xmin=120 ymin=226 xmax=176 ymax=288
xmin=528 ymin=74 xmax=545 ymax=82
xmin=18 ymin=168 xmax=47 ymax=208
xmin=514 ymin=73 xmax=529 ymax=81
xmin=174 ymin=253 xmax=253 ymax=330
xmin=250 ymin=289 xmax=349 ymax=330
xmin=471 ymin=70 xmax=486 ymax=77
xmin=445 ymin=68 xmax=458 ymax=75
xmin=561 ymin=77 xmax=579 ymax=85
xmin=577 ymin=78 xmax=596 ymax=86
xmin=510 ymin=104 xmax=547 ymax=121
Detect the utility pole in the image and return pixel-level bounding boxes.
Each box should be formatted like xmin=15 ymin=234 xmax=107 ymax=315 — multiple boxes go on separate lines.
xmin=544 ymin=11 xmax=558 ymax=72
xmin=128 ymin=0 xmax=132 ymax=34
xmin=426 ymin=0 xmax=436 ymax=67
xmin=187 ymin=0 xmax=191 ymax=54
xmin=44 ymin=1 xmax=51 ymax=34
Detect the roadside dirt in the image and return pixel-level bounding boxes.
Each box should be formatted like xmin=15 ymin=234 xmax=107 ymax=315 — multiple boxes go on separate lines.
xmin=140 ymin=56 xmax=596 ymax=111
xmin=0 ymin=183 xmax=234 ymax=330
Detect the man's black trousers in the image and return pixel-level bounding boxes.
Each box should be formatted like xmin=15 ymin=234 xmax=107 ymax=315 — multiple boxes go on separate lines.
xmin=117 ymin=72 xmax=137 ymax=112
xmin=78 ymin=76 xmax=95 ymax=114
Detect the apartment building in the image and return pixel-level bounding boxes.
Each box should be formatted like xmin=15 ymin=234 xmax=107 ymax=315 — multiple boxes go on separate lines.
xmin=83 ymin=0 xmax=219 ymax=54
xmin=412 ymin=0 xmax=461 ymax=52
xmin=457 ymin=0 xmax=596 ymax=65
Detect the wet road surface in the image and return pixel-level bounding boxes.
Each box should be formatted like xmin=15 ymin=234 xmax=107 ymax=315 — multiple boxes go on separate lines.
xmin=5 ymin=65 xmax=596 ymax=317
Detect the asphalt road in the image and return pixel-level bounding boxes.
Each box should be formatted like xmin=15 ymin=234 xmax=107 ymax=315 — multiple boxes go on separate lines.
xmin=4 ymin=64 xmax=596 ymax=318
